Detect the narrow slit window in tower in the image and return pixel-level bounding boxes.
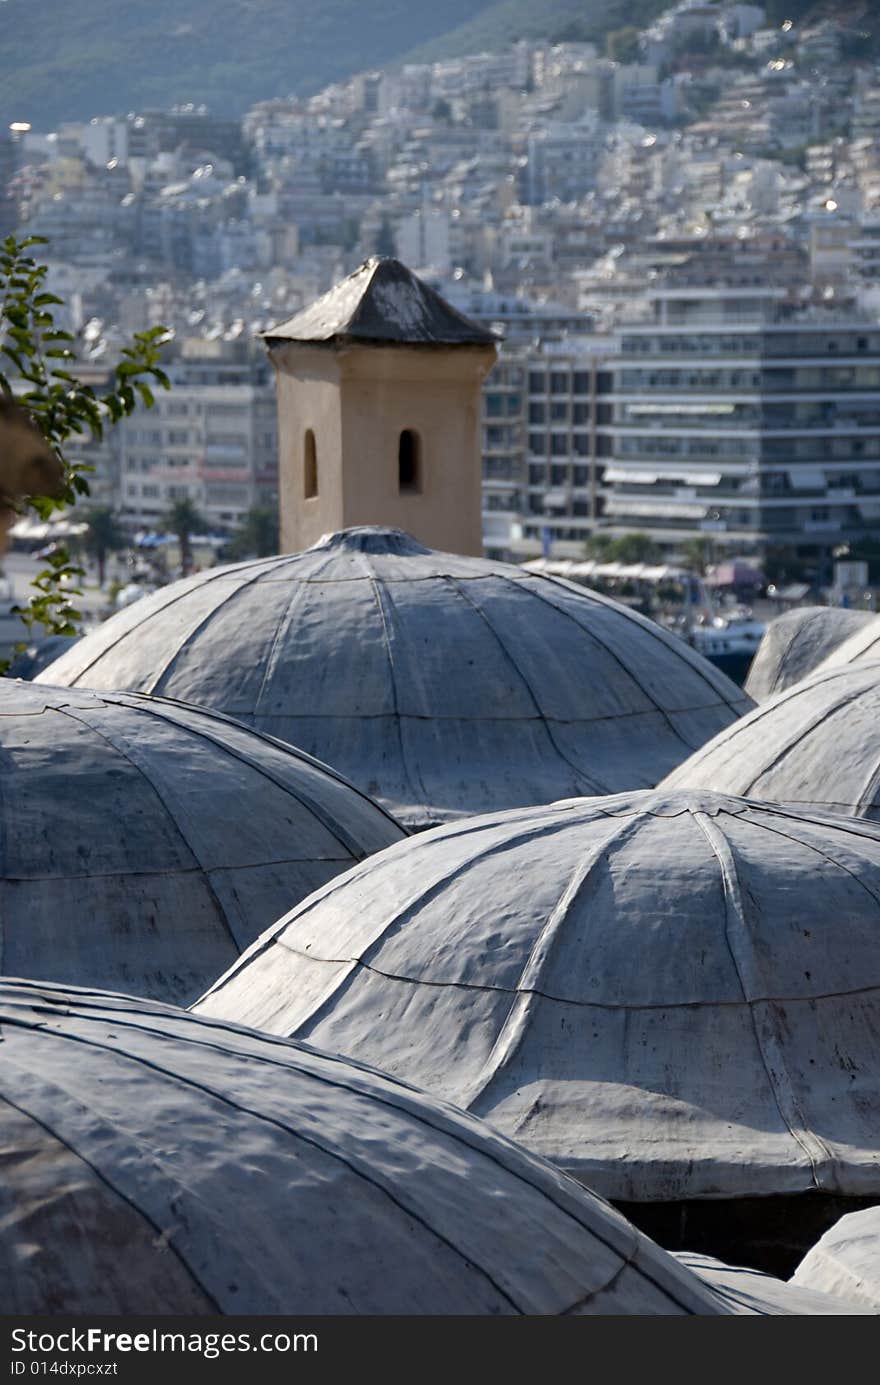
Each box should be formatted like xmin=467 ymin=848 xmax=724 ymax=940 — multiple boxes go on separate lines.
xmin=398 ymin=429 xmax=421 ymax=493
xmin=304 ymin=429 xmax=318 ymax=498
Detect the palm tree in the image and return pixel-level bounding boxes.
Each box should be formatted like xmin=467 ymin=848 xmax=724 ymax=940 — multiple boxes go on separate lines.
xmin=225 ymin=505 xmax=279 ymax=561
xmin=163 ymin=497 xmax=207 ymax=575
xmin=679 ymin=538 xmax=715 ymax=576
xmin=84 ymin=507 xmax=125 ymax=587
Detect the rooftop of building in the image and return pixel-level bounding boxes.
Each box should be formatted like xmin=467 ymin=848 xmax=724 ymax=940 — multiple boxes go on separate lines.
xmin=262 ymin=256 xmax=499 ymax=349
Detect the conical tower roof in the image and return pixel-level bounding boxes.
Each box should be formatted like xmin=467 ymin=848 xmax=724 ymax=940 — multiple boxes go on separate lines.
xmin=0 ymin=680 xmax=402 ymax=1003
xmin=662 ymin=661 xmax=880 ymax=818
xmin=0 ymin=977 xmax=731 ymax=1316
xmin=198 ymin=789 xmax=880 ymax=1203
xmin=262 ymin=256 xmax=498 ymax=348
xmin=38 ymin=528 xmax=752 ymax=830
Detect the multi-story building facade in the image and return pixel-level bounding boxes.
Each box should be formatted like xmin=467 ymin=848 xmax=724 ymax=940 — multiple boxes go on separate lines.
xmin=519 ymin=118 xmax=601 ymax=206
xmin=476 ymin=336 xmax=615 ymax=560
xmin=480 ymin=349 xmax=525 ymax=558
xmin=443 ymin=284 xmax=613 ymax=559
xmin=604 ymin=285 xmax=880 ymax=560
xmin=116 ymin=341 xmax=277 ymax=531
xmin=0 ymin=132 xmax=17 ymax=238
xmin=517 ymin=339 xmax=614 ymax=557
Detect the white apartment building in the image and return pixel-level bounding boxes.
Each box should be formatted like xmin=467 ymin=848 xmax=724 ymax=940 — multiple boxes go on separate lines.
xmin=116 ymin=343 xmax=277 ymax=530
xmin=604 ymin=285 xmax=880 ymax=558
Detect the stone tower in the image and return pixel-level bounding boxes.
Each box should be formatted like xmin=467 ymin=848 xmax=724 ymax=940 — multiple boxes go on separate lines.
xmin=263 ymin=257 xmax=498 ymax=556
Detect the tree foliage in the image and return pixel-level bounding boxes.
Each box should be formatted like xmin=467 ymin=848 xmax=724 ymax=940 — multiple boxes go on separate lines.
xmin=679 ymin=537 xmax=715 ymax=576
xmin=0 ymin=233 xmax=170 ymax=653
xmin=606 ymin=26 xmax=641 ymax=65
xmin=584 ymin=531 xmax=662 ymax=564
xmin=162 ymin=496 xmax=208 ymax=574
xmin=224 ymin=505 xmax=279 ymax=561
xmin=83 ymin=506 xmax=127 ymax=587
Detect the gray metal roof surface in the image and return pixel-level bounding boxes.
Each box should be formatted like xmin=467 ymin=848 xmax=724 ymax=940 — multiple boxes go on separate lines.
xmin=38 ymin=528 xmax=753 ymax=831
xmin=662 ymin=660 xmax=880 ymax=819
xmin=262 ymin=257 xmax=498 ymax=347
xmin=196 ymin=788 xmax=880 ymax=1201
xmin=815 ymin=612 xmax=880 ymax=675
xmin=0 ymin=681 xmax=402 ymax=1004
xmin=0 ymin=977 xmax=734 ymax=1316
xmin=793 ymin=1207 xmax=880 ymax=1311
xmin=676 ymin=1253 xmax=872 ymax=1315
xmin=744 ymin=606 xmax=875 ymax=701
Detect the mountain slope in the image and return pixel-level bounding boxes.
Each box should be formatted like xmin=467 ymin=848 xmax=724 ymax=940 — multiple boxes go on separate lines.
xmin=401 ymin=0 xmax=671 ymax=65
xmin=0 ymin=0 xmax=495 ymax=128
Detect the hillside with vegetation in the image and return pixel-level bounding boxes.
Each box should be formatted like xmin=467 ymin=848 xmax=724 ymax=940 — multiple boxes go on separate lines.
xmin=403 ymin=0 xmax=671 ymax=65
xmin=6 ymin=0 xmax=873 ymax=131
xmin=0 ymin=0 xmax=486 ymax=127
xmin=3 ymin=0 xmax=701 ymax=130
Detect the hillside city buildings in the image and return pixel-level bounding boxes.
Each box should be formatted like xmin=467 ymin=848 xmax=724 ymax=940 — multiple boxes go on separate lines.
xmin=5 ymin=1 xmax=880 ymax=570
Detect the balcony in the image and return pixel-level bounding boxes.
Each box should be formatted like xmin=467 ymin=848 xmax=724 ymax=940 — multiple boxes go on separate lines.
xmin=803 ymin=518 xmax=843 ymax=533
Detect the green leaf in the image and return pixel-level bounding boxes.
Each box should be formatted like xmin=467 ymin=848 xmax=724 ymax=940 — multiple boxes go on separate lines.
xmin=1 ymin=347 xmax=25 ymax=373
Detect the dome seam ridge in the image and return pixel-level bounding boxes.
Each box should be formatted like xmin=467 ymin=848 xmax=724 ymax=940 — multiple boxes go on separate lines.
xmin=0 ymin=1061 xmax=224 ymax=1310
xmin=517 ymin=575 xmax=714 ymax=749
xmin=692 ymin=811 xmax=835 ymax=1188
xmin=445 ymin=575 xmax=610 ymax=796
xmin=269 ymin=936 xmax=880 ymax=1011
xmin=0 ymin=1011 xmax=528 ymax=1313
xmin=120 ymin=696 xmax=376 ymax=861
xmin=53 ymin=701 xmax=245 ymax=956
xmin=3 ymin=996 xmax=663 ymax=1305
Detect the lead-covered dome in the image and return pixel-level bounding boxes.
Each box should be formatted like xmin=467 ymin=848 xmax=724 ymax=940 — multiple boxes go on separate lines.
xmin=0 ymin=681 xmax=402 ymax=1003
xmin=676 ymin=1254 xmax=871 ymax=1315
xmin=662 ymin=662 xmax=880 ymax=819
xmin=815 ymin=613 xmax=880 ymax=675
xmin=197 ymin=789 xmax=880 ymax=1206
xmin=793 ymin=1207 xmax=880 ymax=1311
xmin=744 ymin=606 xmax=874 ymax=701
xmin=38 ymin=528 xmax=751 ymax=830
xmin=0 ymin=977 xmax=731 ymax=1316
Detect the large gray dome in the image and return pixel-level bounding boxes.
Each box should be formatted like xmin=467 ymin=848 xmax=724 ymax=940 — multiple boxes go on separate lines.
xmin=662 ymin=661 xmax=880 ymax=819
xmin=0 ymin=977 xmax=732 ymax=1316
xmin=0 ymin=681 xmax=402 ymax=1003
xmin=676 ymin=1254 xmax=871 ymax=1315
xmin=793 ymin=1207 xmax=880 ymax=1311
xmin=744 ymin=606 xmax=874 ymax=701
xmin=814 ymin=613 xmax=880 ymax=675
xmin=196 ymin=789 xmax=880 ymax=1203
xmin=38 ymin=527 xmax=752 ymax=830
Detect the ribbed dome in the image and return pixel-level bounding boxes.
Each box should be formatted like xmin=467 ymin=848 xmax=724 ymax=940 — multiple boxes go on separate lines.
xmin=677 ymin=1254 xmax=870 ymax=1315
xmin=793 ymin=1207 xmax=880 ymax=1311
xmin=0 ymin=681 xmax=402 ymax=1003
xmin=662 ymin=662 xmax=880 ymax=819
xmin=197 ymin=789 xmax=880 ymax=1202
xmin=815 ymin=613 xmax=880 ymax=675
xmin=38 ymin=527 xmax=752 ymax=830
xmin=744 ymin=606 xmax=874 ymax=701
xmin=0 ymin=978 xmax=731 ymax=1316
